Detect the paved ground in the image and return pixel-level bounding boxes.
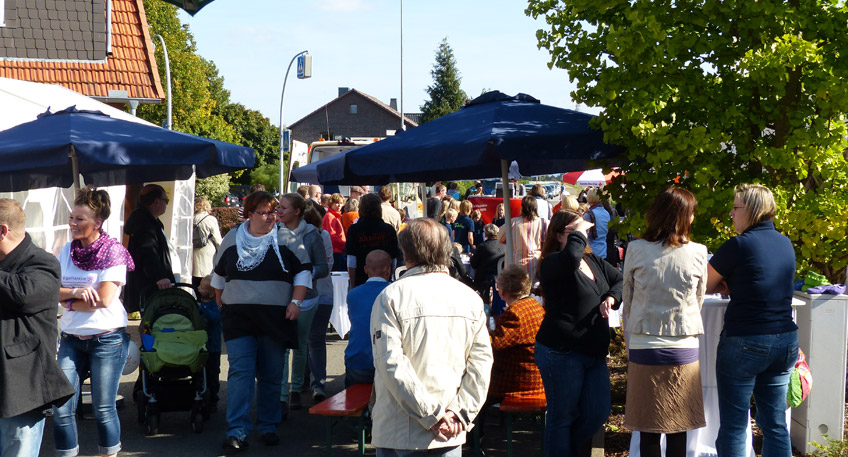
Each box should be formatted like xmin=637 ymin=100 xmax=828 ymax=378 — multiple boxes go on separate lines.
xmin=36 ymin=322 xmax=546 ymax=457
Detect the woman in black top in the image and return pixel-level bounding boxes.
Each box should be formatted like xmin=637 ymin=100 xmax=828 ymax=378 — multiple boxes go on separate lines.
xmin=536 ymin=210 xmax=623 ymax=457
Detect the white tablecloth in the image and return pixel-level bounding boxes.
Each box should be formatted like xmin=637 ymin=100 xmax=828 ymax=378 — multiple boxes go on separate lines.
xmin=330 ymin=272 xmax=351 ymax=338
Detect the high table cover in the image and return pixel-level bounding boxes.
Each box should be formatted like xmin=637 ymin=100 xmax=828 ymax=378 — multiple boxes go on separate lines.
xmin=330 ymin=272 xmax=352 ymax=337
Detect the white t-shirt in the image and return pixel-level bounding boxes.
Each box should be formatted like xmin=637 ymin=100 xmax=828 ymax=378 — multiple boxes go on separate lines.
xmin=58 ymin=243 xmax=128 ymax=335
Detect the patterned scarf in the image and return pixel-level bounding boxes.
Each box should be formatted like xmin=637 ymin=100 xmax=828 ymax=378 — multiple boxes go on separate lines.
xmin=70 ymin=231 xmax=135 ymax=272
xmin=235 ymin=220 xmax=287 ymax=272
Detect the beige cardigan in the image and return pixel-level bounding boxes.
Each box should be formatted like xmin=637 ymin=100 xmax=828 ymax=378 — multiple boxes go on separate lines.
xmin=623 ymin=239 xmax=708 ymax=336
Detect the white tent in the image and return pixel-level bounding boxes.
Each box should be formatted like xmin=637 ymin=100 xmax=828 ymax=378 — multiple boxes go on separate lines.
xmin=0 ymin=77 xmax=194 ymax=282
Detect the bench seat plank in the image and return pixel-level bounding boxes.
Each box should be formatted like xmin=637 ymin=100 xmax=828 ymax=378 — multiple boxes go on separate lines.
xmin=309 ymin=383 xmax=373 ymax=417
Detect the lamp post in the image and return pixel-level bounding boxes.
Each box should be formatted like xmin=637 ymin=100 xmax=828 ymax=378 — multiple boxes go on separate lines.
xmin=151 ymin=34 xmax=172 ymax=130
xmin=400 ymin=0 xmax=404 ymax=132
xmin=279 ymin=50 xmax=310 ymax=194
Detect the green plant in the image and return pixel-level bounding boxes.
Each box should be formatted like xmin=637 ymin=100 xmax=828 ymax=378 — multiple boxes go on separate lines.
xmin=196 ymin=173 xmax=230 ymax=205
xmin=812 ymin=434 xmax=848 ymax=456
xmin=210 ymin=207 xmax=239 ymax=237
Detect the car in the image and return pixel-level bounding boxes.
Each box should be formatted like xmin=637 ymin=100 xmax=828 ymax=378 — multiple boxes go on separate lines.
xmin=220 ymin=192 xmax=240 ymax=207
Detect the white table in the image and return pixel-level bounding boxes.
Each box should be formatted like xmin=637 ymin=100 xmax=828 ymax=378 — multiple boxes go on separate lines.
xmin=330 ymin=272 xmax=352 ymax=338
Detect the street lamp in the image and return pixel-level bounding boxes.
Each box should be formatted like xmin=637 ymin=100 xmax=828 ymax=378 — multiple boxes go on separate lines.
xmin=151 ymin=34 xmax=172 ymax=130
xmin=279 ymin=50 xmax=310 ymax=194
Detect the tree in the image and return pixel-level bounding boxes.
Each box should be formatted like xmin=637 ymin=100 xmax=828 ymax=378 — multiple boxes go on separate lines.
xmin=527 ymin=0 xmax=848 ymax=281
xmin=138 ymin=1 xmax=236 ymax=144
xmin=195 ymin=173 xmax=229 ymax=205
xmin=249 ymin=162 xmax=281 ymax=193
xmin=420 ymin=38 xmax=468 ymax=123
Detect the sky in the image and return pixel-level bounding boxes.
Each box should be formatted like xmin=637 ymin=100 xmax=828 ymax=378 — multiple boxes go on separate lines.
xmin=180 ymin=0 xmax=596 ymax=128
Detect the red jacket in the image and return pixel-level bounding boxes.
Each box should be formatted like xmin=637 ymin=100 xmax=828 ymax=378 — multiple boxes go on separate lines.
xmin=322 ymin=209 xmax=346 ymax=253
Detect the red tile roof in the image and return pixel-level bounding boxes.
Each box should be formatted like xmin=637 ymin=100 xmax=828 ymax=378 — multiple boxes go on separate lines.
xmin=0 ymin=0 xmax=164 ymax=101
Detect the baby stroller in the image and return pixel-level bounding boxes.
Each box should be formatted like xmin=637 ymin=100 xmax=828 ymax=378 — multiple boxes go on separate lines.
xmin=136 ymin=284 xmax=209 ymax=435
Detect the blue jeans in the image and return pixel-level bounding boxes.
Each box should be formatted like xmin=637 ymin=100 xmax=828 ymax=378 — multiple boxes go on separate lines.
xmin=535 ymin=342 xmax=610 ymax=457
xmin=309 ymin=303 xmax=334 ymax=391
xmin=0 ymin=408 xmax=46 ymax=457
xmin=225 ymin=335 xmax=285 ymax=439
xmin=344 ymin=366 xmax=375 ymax=388
xmin=716 ymin=331 xmax=798 ymax=457
xmin=53 ymin=329 xmax=129 ymax=457
xmin=376 ymin=446 xmax=461 ymax=457
xmin=281 ymin=300 xmax=318 ymax=401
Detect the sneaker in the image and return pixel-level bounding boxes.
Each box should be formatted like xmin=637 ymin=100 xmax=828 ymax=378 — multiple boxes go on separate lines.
xmin=280 ymin=401 xmax=288 ymax=421
xmin=222 ymin=436 xmax=248 ymax=453
xmin=261 ymin=432 xmax=280 ymax=446
xmin=312 ymin=386 xmax=326 ymax=402
xmin=290 ymin=392 xmax=302 ymax=410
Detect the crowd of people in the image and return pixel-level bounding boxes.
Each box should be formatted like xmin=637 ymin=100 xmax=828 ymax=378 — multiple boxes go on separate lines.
xmin=0 ymin=179 xmax=800 ymax=457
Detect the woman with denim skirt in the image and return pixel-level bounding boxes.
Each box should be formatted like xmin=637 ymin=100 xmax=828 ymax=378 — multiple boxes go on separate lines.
xmin=212 ymin=191 xmax=312 ymax=452
xmin=53 ymin=186 xmax=133 ymax=457
xmin=536 ymin=210 xmax=623 ymax=457
xmin=707 ymin=184 xmax=798 ymax=457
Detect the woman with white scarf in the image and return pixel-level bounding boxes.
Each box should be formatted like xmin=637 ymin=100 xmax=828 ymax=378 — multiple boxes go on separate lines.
xmin=211 ymin=191 xmax=312 ymax=452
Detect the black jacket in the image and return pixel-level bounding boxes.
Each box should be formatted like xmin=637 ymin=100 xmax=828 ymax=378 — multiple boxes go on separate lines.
xmin=124 ymin=207 xmax=175 ymax=312
xmin=536 ymin=232 xmax=623 ymax=358
xmin=0 ymin=234 xmax=74 ymax=418
xmin=469 ymin=239 xmax=505 ymax=290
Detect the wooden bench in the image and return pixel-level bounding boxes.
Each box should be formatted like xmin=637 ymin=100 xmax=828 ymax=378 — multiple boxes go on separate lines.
xmin=499 ymin=394 xmax=547 ymax=457
xmin=308 ymin=383 xmax=373 ymax=456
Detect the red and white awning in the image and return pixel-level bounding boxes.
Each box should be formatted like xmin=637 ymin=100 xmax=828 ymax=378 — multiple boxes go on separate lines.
xmin=562 ymin=169 xmax=617 ymax=187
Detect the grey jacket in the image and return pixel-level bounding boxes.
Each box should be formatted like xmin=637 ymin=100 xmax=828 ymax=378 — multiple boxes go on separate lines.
xmin=287 ymin=219 xmax=329 ymax=299
xmin=623 ymin=239 xmax=708 ymax=336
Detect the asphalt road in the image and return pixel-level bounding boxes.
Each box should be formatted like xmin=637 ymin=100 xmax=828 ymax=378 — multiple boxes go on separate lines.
xmin=36 ymin=325 xmax=546 ymax=457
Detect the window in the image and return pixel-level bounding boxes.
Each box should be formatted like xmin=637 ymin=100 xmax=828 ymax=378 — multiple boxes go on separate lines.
xmin=0 ymin=0 xmax=5 ymax=27
xmin=350 ymin=104 xmax=358 ymax=115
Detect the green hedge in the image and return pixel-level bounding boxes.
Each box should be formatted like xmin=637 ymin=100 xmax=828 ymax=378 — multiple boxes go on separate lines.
xmin=210 ymin=207 xmax=239 ymax=237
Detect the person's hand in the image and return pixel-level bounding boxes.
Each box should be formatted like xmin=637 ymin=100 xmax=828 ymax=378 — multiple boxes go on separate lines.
xmin=567 ymin=218 xmax=594 ymax=236
xmin=156 ymin=278 xmax=172 ymax=290
xmin=286 ymin=302 xmax=301 ymax=320
xmin=599 ymin=296 xmax=615 ymax=318
xmin=72 ymin=287 xmax=100 ymax=306
xmin=430 ymin=410 xmax=463 ymax=441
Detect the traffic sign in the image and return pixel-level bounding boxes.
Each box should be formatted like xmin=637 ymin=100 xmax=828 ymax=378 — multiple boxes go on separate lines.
xmin=282 ymin=129 xmax=291 ymax=153
xmin=297 ymin=55 xmax=312 ymax=79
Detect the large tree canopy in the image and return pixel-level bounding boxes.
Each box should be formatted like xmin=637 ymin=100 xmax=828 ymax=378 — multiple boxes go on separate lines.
xmin=420 ymin=38 xmax=468 ymax=123
xmin=527 ymin=0 xmax=848 ymax=280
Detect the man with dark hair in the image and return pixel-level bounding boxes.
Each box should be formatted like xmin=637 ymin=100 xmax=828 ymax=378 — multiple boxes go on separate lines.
xmin=124 ymin=184 xmax=175 ymax=313
xmin=0 ymin=199 xmax=75 ymax=457
xmin=345 ymin=194 xmax=399 ymax=288
xmin=426 ymin=184 xmax=446 ymax=219
xmin=377 ymin=186 xmax=401 ymax=232
xmin=370 ymin=218 xmax=492 ymax=455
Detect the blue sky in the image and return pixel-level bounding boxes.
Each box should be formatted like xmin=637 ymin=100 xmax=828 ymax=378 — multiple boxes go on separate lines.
xmin=181 ymin=0 xmax=592 ymax=128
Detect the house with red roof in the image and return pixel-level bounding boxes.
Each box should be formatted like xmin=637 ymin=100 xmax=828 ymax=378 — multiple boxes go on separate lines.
xmin=0 ymin=0 xmax=164 ymax=110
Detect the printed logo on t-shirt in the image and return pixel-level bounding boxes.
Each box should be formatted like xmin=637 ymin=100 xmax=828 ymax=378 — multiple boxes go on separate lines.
xmin=62 ymin=273 xmax=97 ymax=289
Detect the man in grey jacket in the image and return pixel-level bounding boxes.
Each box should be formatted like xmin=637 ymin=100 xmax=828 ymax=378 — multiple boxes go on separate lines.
xmin=370 ymin=218 xmax=492 ymax=456
xmin=0 ymin=199 xmax=74 ymax=456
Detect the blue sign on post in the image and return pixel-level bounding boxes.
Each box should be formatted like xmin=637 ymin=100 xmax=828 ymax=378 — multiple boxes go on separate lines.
xmin=282 ymin=129 xmax=291 ymax=153
xmin=297 ymin=55 xmax=312 ymax=79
